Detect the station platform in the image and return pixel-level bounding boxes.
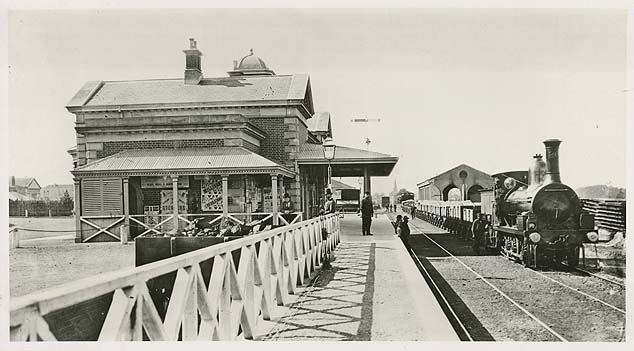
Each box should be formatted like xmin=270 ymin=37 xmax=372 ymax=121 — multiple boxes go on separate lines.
xmin=258 ymin=213 xmax=459 ymax=341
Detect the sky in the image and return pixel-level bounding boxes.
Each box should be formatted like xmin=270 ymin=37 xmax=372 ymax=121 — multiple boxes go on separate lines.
xmin=6 ymin=8 xmax=628 ymax=195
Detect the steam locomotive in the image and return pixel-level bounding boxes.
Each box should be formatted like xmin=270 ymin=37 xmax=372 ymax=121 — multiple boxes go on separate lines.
xmin=406 ymin=139 xmax=597 ymax=268
xmin=485 ymin=139 xmax=596 ymax=267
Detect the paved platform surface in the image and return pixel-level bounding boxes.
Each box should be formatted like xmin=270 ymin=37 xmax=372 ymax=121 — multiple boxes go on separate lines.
xmin=259 ymin=213 xmax=458 ymax=341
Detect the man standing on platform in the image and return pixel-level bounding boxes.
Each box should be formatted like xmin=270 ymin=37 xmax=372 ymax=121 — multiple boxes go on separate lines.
xmin=361 ymin=191 xmax=373 ymax=236
xmin=471 ymin=213 xmax=486 ymax=254
xmin=323 ymin=189 xmax=335 ymax=215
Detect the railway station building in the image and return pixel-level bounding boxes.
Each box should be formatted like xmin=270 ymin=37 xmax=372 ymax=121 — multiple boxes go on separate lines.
xmin=66 ymin=39 xmax=398 ymax=243
xmin=416 ymin=164 xmax=493 ymax=202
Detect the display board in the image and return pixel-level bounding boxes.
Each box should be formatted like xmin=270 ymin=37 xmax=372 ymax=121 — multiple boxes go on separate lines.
xmin=263 ymin=187 xmax=273 ymax=212
xmin=201 ymin=177 xmax=223 ymax=211
xmin=160 ymin=190 xmax=188 ymax=232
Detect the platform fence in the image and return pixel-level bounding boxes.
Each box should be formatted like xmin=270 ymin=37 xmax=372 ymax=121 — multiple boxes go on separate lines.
xmin=10 ymin=213 xmax=340 ymax=341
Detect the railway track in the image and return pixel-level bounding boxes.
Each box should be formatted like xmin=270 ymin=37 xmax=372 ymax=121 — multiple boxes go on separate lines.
xmin=574 ymin=266 xmax=625 ymax=288
xmin=389 ymin=213 xmax=626 ymax=342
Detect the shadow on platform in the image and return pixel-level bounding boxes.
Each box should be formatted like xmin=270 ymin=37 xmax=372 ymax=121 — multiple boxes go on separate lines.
xmin=263 ymin=242 xmax=376 ymax=341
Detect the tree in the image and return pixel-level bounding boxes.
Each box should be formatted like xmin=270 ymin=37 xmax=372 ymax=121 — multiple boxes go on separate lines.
xmin=396 ymin=188 xmax=414 ymax=202
xmin=60 ymin=190 xmax=74 ymax=212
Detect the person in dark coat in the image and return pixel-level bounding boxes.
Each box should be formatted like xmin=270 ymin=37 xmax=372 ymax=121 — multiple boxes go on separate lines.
xmin=398 ymin=216 xmax=411 ymax=247
xmin=281 ymin=193 xmax=295 ymax=224
xmin=392 ymin=214 xmax=403 ymax=235
xmin=360 ymin=191 xmax=373 ymax=236
xmin=322 ymin=189 xmax=335 ymax=215
xmin=471 ymin=213 xmax=486 ymax=254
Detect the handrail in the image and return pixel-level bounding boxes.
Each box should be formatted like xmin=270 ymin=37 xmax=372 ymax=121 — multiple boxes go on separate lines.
xmin=10 ymin=213 xmax=341 ymax=341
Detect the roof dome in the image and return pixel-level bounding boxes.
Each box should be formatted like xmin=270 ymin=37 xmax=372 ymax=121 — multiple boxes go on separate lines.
xmin=228 ymin=49 xmax=276 ymax=76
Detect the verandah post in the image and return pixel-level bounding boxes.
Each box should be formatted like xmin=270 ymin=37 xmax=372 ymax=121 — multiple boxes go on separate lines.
xmin=73 ymin=178 xmax=82 ymax=243
xmin=272 ymin=174 xmax=279 ymax=225
xmin=122 ymin=177 xmax=130 ymax=243
xmin=222 ymin=175 xmax=229 ymax=218
xmin=172 ymin=176 xmax=179 ymax=234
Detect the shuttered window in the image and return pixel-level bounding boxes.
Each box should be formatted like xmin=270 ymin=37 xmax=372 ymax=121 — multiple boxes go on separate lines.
xmin=81 ymin=178 xmax=123 ymax=216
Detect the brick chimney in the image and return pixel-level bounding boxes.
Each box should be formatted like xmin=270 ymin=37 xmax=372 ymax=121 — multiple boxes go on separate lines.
xmin=183 ymin=38 xmax=203 ymax=85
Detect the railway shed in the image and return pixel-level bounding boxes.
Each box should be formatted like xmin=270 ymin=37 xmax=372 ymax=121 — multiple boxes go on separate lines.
xmin=417 ymin=164 xmax=493 ymax=202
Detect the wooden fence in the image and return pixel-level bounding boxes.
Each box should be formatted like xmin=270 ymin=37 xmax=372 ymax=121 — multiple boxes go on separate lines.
xmin=9 ymin=199 xmax=73 ymax=217
xmin=10 ymin=213 xmax=340 ymax=341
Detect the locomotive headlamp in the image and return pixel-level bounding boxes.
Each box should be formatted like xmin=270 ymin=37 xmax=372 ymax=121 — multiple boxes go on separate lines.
xmin=529 ymin=232 xmax=541 ymax=243
xmin=586 ymin=231 xmax=599 ymax=242
xmin=528 ymin=222 xmax=536 ymax=230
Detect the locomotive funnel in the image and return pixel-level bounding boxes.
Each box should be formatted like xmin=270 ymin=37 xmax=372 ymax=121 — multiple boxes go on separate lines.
xmin=543 ymin=139 xmax=562 ymax=183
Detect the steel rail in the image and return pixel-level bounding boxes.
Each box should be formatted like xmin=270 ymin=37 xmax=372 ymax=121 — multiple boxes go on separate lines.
xmin=574 ymin=267 xmax=625 ymax=288
xmin=406 ymin=220 xmax=568 ymax=342
xmin=407 ymin=247 xmax=474 ymax=341
xmin=528 ymin=270 xmax=625 ymax=314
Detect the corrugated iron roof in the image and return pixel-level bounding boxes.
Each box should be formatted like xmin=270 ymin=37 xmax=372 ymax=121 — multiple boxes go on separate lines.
xmin=67 ymin=74 xmax=309 ymax=107
xmin=74 ymin=147 xmax=291 ymax=174
xmin=297 ymin=142 xmax=398 ymax=162
xmin=306 ymin=111 xmax=330 ymax=132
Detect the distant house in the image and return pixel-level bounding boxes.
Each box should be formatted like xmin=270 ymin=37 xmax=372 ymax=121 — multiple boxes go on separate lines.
xmin=8 ymin=192 xmax=30 ymax=201
xmin=40 ymin=184 xmax=75 ymax=201
xmin=9 ymin=177 xmax=41 ymax=200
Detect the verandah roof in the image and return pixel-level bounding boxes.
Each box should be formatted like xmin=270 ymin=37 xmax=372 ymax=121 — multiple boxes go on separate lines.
xmin=72 ymin=147 xmax=294 ymax=178
xmin=296 ymin=143 xmax=399 ymax=177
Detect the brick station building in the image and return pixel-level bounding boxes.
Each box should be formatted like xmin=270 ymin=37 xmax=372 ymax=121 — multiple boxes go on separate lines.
xmin=66 ymin=39 xmax=398 ymax=243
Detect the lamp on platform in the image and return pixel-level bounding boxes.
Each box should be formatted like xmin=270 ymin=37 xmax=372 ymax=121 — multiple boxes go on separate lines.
xmin=322 ymin=137 xmax=336 ymax=190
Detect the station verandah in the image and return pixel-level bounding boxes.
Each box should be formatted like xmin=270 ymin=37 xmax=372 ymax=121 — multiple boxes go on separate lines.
xmin=71 ymin=143 xmax=398 ymax=243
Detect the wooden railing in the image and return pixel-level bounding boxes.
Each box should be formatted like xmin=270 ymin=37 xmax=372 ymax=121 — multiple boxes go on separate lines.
xmin=127 ymin=212 xmax=304 ymax=238
xmin=80 ymin=215 xmax=126 ymax=242
xmin=10 ymin=213 xmax=340 ymax=341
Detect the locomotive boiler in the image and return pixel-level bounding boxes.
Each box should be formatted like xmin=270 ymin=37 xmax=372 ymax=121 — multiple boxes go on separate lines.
xmin=486 ymin=139 xmax=596 ymax=267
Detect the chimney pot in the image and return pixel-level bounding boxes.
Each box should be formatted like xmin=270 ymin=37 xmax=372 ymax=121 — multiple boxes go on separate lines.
xmin=189 ymin=38 xmax=196 ymax=49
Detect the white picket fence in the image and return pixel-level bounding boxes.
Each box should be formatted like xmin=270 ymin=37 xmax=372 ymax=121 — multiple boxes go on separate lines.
xmin=10 ymin=213 xmax=340 ymax=341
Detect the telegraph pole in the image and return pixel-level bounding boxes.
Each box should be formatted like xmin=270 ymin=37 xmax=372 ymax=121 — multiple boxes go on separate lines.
xmin=350 ymin=117 xmax=381 ymax=198
xmin=350 ymin=117 xmax=381 ymax=150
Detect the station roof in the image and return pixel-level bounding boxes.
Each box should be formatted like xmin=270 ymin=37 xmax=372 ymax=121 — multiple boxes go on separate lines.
xmin=72 ymin=147 xmax=294 ymax=178
xmin=297 ymin=143 xmax=398 ymax=177
xmin=66 ymin=74 xmax=310 ymax=108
